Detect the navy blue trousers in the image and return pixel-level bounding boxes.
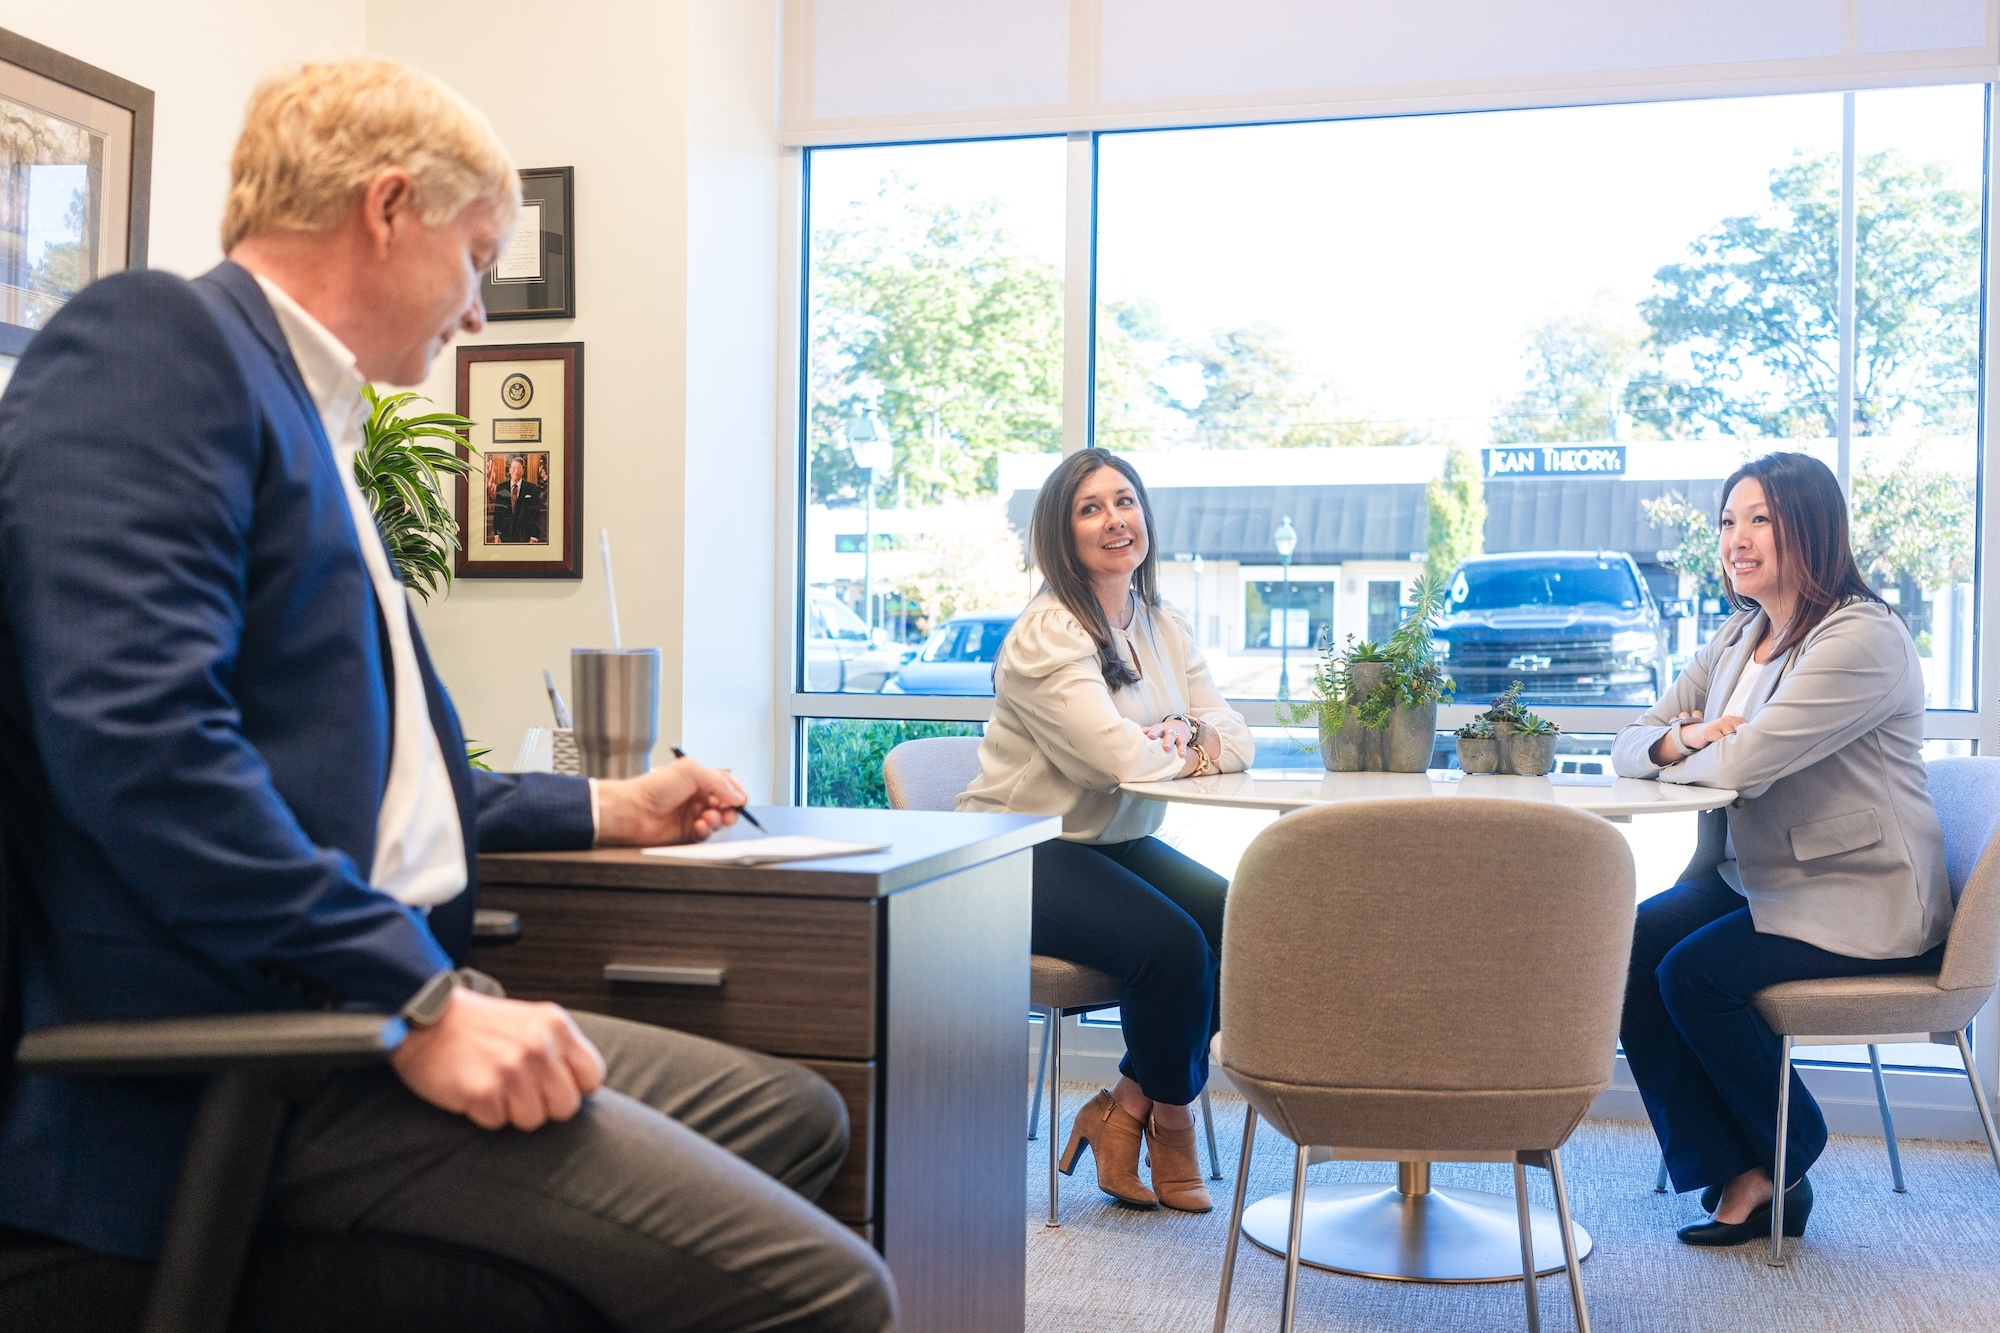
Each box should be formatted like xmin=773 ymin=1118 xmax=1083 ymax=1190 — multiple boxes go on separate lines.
xmin=1622 ymin=869 xmax=1945 ymax=1194
xmin=1031 ymin=836 xmax=1225 ymax=1107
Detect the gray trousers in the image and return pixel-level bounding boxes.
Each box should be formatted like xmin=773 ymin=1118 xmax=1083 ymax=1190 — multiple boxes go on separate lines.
xmin=267 ymin=1011 xmax=896 ymax=1332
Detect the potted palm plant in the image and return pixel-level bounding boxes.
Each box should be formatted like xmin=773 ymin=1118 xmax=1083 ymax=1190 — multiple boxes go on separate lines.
xmin=1294 ymin=573 xmax=1452 ymax=773
xmin=352 ymin=386 xmax=477 ymax=600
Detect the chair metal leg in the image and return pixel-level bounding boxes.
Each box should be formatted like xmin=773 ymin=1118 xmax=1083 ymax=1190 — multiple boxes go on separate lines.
xmin=1547 ymin=1148 xmax=1591 ymax=1333
xmin=1028 ymin=1005 xmax=1053 ymax=1140
xmin=1047 ymin=1011 xmax=1063 ymax=1227
xmin=1867 ymin=1044 xmax=1908 ymax=1192
xmin=1513 ymin=1160 xmax=1541 ymax=1333
xmin=1770 ymin=1035 xmax=1793 ymax=1266
xmin=1278 ymin=1144 xmax=1310 ymax=1333
xmin=1201 ymin=1086 xmax=1222 ymax=1180
xmin=1653 ymin=1154 xmax=1669 ymax=1193
xmin=1211 ymin=1106 xmax=1259 ymax=1333
xmin=1953 ymin=1029 xmax=2000 ymax=1182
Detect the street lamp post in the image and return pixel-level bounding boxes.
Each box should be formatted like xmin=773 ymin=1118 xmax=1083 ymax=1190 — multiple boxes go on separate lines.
xmin=1274 ymin=516 xmax=1298 ymax=702
xmin=846 ymin=410 xmax=894 ymax=637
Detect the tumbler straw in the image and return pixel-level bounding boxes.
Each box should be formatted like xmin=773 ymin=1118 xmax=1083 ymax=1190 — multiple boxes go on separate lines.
xmin=600 ymin=529 xmax=623 ymax=650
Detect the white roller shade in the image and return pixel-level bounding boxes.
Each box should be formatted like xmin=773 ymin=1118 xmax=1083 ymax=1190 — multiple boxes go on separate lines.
xmin=784 ymin=0 xmax=1997 ymax=145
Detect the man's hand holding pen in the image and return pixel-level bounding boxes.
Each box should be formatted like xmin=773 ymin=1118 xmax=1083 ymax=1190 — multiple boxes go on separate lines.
xmin=593 ymin=757 xmax=748 ymax=846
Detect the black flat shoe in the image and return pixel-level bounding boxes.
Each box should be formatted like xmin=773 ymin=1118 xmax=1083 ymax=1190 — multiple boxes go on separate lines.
xmin=1678 ymin=1177 xmax=1812 ymax=1247
xmin=1699 ymin=1185 xmax=1721 ymax=1213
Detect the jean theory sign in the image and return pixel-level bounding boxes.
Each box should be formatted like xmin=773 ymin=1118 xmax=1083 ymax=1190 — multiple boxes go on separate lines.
xmin=1482 ymin=445 xmax=1627 ymax=478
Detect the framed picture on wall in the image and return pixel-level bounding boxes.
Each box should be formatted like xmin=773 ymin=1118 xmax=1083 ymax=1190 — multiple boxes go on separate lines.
xmin=480 ymin=166 xmax=573 ymax=321
xmin=0 ymin=27 xmax=154 ymax=356
xmin=454 ymin=342 xmax=584 ymax=578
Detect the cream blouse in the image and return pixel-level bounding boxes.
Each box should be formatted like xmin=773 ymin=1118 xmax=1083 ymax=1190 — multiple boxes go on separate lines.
xmin=955 ymin=589 xmax=1253 ymax=843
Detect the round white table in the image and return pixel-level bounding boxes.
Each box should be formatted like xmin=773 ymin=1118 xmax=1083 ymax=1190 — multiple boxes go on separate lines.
xmin=1121 ymin=767 xmax=1737 ymax=1285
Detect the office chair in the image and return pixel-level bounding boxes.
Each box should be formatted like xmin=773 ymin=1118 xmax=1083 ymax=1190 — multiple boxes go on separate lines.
xmin=0 ymin=823 xmax=607 ymax=1333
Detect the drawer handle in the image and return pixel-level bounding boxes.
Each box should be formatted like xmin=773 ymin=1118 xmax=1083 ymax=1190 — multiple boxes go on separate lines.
xmin=603 ymin=963 xmax=728 ymax=987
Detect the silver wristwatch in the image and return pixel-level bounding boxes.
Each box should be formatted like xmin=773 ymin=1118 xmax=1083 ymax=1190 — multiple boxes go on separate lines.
xmin=1668 ymin=718 xmax=1689 ymax=758
xmin=400 ymin=969 xmax=458 ymax=1027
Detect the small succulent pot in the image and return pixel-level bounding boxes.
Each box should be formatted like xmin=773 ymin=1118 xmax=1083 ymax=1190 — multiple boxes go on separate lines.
xmin=1382 ymin=702 xmax=1438 ymax=773
xmin=1456 ymin=735 xmax=1501 ymax=774
xmin=1504 ymin=732 xmax=1558 ymax=777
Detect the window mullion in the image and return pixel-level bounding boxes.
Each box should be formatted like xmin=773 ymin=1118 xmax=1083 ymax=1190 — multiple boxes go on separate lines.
xmin=1062 ymin=130 xmax=1097 ymax=455
xmin=1837 ymin=91 xmax=1858 ymax=495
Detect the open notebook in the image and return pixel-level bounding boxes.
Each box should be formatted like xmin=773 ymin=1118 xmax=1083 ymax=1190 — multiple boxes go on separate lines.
xmin=640 ymin=835 xmax=890 ymax=867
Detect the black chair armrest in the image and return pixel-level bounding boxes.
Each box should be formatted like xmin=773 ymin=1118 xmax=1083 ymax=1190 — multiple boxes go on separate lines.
xmin=472 ymin=908 xmax=523 ymax=946
xmin=16 ymin=1011 xmax=404 ymax=1078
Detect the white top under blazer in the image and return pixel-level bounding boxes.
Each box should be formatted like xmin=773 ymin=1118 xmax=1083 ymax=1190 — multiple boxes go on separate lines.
xmin=956 ymin=589 xmax=1253 ymax=844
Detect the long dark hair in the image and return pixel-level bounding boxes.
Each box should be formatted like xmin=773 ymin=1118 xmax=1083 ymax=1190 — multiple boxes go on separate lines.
xmin=1027 ymin=449 xmax=1160 ymax=690
xmin=1719 ymin=451 xmax=1884 ymax=656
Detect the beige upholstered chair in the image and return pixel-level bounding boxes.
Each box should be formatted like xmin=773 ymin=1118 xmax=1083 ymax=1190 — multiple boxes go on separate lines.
xmin=882 ymin=735 xmax=1220 ymax=1228
xmin=1213 ymin=799 xmax=1635 ymax=1333
xmin=1752 ymin=755 xmax=2000 ymax=1265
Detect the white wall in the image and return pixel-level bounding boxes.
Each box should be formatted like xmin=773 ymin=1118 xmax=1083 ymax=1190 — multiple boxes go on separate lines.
xmin=0 ymin=2 xmax=365 ymax=276
xmin=369 ymin=0 xmax=784 ymax=798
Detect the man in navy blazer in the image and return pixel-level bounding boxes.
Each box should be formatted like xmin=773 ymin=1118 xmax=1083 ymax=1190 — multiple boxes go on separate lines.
xmin=0 ymin=58 xmax=891 ymax=1331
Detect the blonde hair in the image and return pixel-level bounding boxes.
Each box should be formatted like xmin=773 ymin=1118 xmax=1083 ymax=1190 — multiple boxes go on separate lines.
xmin=222 ymin=58 xmax=519 ymax=250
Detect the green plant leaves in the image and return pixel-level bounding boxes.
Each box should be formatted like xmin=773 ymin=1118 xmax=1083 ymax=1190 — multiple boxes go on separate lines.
xmin=353 ymin=384 xmax=476 ymax=601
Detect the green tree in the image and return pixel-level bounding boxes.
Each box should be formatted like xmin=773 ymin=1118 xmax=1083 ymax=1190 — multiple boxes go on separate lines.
xmin=1639 ymin=491 xmax=1722 ymax=596
xmin=1640 ymin=151 xmax=1979 ymax=438
xmin=1491 ymin=303 xmax=1653 ymax=442
xmin=1424 ymin=443 xmax=1485 ymax=583
xmin=1850 ymin=448 xmax=1974 ymax=590
xmin=1184 ymin=322 xmax=1423 ymax=450
xmin=809 ymin=179 xmax=1063 ymax=506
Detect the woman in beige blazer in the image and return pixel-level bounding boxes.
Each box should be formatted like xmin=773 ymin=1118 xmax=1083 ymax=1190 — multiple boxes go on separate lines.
xmin=1612 ymin=451 xmax=1951 ymax=1248
xmin=957 ymin=448 xmax=1252 ymax=1215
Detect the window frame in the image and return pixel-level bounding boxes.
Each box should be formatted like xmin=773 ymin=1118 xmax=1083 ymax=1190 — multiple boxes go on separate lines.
xmin=776 ymin=87 xmax=2000 ymax=1128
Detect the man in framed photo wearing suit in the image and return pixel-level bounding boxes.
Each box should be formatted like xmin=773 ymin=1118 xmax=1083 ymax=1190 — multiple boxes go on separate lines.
xmin=494 ymin=451 xmax=546 ymax=543
xmin=0 ymin=57 xmax=892 ymax=1333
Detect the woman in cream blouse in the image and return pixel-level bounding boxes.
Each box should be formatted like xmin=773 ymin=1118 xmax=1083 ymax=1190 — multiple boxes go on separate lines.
xmin=1612 ymin=452 xmax=1950 ymax=1249
xmin=957 ymin=448 xmax=1251 ymax=1214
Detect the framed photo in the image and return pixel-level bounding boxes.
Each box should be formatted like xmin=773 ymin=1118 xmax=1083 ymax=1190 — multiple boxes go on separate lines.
xmin=480 ymin=166 xmax=573 ymax=321
xmin=454 ymin=343 xmax=584 ymax=579
xmin=0 ymin=28 xmax=153 ymax=356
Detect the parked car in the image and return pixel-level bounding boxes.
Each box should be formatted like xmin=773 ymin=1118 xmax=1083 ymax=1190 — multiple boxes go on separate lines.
xmin=803 ymin=592 xmax=909 ymax=692
xmin=1432 ymin=551 xmax=1670 ymax=706
xmin=882 ymin=612 xmax=1017 ymax=695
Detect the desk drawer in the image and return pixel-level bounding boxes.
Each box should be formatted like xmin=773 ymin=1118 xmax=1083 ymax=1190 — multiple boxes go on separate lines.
xmin=477 ymin=886 xmax=879 ymax=1060
xmin=799 ymin=1058 xmax=875 ymax=1224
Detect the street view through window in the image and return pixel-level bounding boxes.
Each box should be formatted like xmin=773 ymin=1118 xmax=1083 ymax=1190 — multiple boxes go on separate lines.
xmin=801 ymin=86 xmax=1984 ymax=745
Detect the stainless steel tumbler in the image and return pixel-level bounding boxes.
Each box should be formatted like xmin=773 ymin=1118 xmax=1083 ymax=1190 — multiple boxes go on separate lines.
xmin=570 ymin=648 xmax=660 ymax=778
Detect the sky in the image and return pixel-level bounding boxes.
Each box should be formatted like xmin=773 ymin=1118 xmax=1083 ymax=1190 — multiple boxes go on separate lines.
xmin=809 ymin=83 xmax=1986 ymax=448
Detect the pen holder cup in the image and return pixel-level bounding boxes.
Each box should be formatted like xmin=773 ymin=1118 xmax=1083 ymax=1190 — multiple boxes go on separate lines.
xmin=550 ymin=728 xmax=581 ymax=776
xmin=571 ymin=648 xmax=660 ymax=779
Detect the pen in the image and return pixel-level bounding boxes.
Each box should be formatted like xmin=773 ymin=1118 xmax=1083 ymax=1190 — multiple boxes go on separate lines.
xmin=542 ymin=669 xmax=573 ymax=729
xmin=670 ymin=746 xmax=768 ymax=832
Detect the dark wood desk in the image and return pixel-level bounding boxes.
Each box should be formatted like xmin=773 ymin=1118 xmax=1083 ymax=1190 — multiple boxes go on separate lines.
xmin=474 ymin=806 xmax=1058 ymax=1333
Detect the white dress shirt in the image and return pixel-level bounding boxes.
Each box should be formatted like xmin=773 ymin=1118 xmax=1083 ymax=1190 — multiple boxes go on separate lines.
xmin=255 ymin=274 xmax=468 ymax=908
xmin=956 ymin=589 xmax=1253 ymax=843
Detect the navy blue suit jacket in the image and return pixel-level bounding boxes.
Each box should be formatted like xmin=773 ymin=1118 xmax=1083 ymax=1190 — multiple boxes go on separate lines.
xmin=0 ymin=261 xmax=595 ymax=1258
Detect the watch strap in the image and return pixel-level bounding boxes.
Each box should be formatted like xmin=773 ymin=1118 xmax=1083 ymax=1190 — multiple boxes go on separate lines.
xmin=400 ymin=969 xmax=458 ymax=1027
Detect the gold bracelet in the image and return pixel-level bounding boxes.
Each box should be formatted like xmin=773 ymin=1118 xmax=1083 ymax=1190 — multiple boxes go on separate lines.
xmin=1188 ymin=740 xmax=1212 ymax=776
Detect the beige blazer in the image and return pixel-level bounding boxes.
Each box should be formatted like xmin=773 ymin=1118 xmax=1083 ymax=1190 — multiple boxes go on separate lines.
xmin=1612 ymin=599 xmax=1950 ymax=960
xmin=955 ymin=590 xmax=1253 ymax=843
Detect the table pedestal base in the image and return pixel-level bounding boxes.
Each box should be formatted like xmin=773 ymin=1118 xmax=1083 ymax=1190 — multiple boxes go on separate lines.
xmin=1240 ymin=1164 xmax=1592 ymax=1283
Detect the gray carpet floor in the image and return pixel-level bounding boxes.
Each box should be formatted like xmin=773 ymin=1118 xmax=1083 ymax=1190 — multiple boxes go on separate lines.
xmin=1027 ymin=1085 xmax=2000 ymax=1331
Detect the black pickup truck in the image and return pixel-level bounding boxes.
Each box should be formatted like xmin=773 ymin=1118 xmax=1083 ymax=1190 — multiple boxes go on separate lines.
xmin=1433 ymin=551 xmax=1671 ymax=707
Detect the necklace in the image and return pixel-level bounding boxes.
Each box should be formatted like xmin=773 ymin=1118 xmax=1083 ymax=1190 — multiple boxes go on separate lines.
xmin=1105 ymin=589 xmax=1135 ymax=631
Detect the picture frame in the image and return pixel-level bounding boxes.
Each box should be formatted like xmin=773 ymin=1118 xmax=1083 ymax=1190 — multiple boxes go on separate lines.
xmin=0 ymin=27 xmax=154 ymax=356
xmin=454 ymin=343 xmax=584 ymax=579
xmin=480 ymin=166 xmax=573 ymax=321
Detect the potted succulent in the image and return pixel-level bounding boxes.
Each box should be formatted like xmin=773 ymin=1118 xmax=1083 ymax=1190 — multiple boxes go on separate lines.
xmin=1293 ymin=574 xmax=1452 ymax=773
xmin=1455 ymin=717 xmax=1501 ymax=774
xmin=1504 ymin=710 xmax=1562 ymax=776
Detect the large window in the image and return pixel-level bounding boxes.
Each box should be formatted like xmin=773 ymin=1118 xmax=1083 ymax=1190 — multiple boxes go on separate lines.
xmin=1092 ymin=87 xmax=1987 ymax=714
xmin=800 ymin=137 xmax=1065 ymax=698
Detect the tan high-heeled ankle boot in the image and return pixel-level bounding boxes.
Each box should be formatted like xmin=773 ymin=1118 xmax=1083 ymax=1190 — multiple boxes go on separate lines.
xmin=1144 ymin=1116 xmax=1214 ymax=1212
xmin=1058 ymin=1088 xmax=1158 ymax=1209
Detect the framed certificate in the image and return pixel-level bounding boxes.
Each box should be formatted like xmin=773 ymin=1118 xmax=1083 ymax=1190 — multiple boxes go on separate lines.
xmin=0 ymin=28 xmax=154 ymax=356
xmin=454 ymin=343 xmax=584 ymax=578
xmin=481 ymin=166 xmax=573 ymax=321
